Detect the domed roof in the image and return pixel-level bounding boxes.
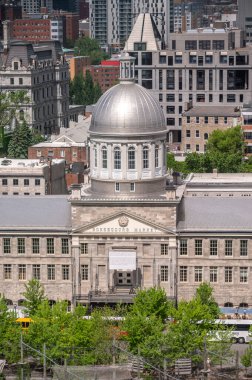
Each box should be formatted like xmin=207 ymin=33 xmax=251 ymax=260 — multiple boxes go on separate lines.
xmin=89 ymin=82 xmax=166 ymax=136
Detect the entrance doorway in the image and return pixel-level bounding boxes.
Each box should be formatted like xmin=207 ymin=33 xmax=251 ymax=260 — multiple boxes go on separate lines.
xmin=115 ymin=271 xmax=133 ymax=286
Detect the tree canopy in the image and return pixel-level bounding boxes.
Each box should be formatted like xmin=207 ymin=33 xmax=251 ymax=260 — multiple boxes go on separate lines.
xmin=70 ymin=71 xmax=102 ymax=106
xmin=22 ymin=279 xmax=46 ymax=316
xmin=74 ymin=36 xmax=108 ymax=65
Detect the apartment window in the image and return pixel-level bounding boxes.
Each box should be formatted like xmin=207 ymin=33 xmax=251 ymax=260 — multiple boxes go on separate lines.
xmin=179 ymin=94 xmax=183 ymax=102
xmin=199 ymin=40 xmax=210 ymax=50
xmin=196 ymin=130 xmax=200 ymax=138
xmin=196 ymin=145 xmax=200 ymax=152
xmin=197 ymin=70 xmax=205 ymax=90
xmin=35 ymin=178 xmax=40 ymax=186
xmin=219 ymin=94 xmax=223 ymax=103
xmin=159 ymin=94 xmax=163 ymax=102
xmin=141 ymin=52 xmax=152 ymax=65
xmin=102 ymin=146 xmax=107 ymax=169
xmin=33 ymin=264 xmax=40 ymax=280
xmin=160 ymin=266 xmax=168 ymax=282
xmin=4 ymin=264 xmax=12 ymax=280
xmin=62 ymin=265 xmax=69 ymax=280
xmin=186 ymin=144 xmax=191 ymax=151
xmin=47 ymin=238 xmax=54 ymax=254
xmin=134 ymin=42 xmax=146 ymax=51
xmin=17 ymin=238 xmax=25 ymax=254
xmin=210 ymin=240 xmax=218 ymax=256
xmin=205 ymin=55 xmax=213 ymax=64
xmin=219 ymin=70 xmax=223 ymax=90
xmin=195 ymin=266 xmax=203 ymax=282
xmin=3 ymin=238 xmax=11 ymax=254
xmin=80 ymin=243 xmax=88 ymax=254
xmin=209 ymin=69 xmax=213 ymax=91
xmin=19 ymin=78 xmax=23 ymax=85
xmin=210 ymin=267 xmax=218 ymax=283
xmin=214 ymin=117 xmax=219 ymax=124
xmin=224 ymin=117 xmax=228 ymax=124
xmin=204 ymin=117 xmax=208 ymax=124
xmin=209 ymin=94 xmax=213 ymax=102
xmin=186 ymin=130 xmax=191 ymax=138
xmin=180 ymin=239 xmax=187 ymax=255
xmin=185 ymin=40 xmax=197 ymax=50
xmin=10 ymin=78 xmax=14 ymax=85
xmin=167 ymin=106 xmax=175 ymax=114
xmin=161 ymin=244 xmax=168 ymax=255
xmin=60 ymin=150 xmax=65 ymax=158
xmin=47 ymin=264 xmax=55 ymax=280
xmin=32 ymin=238 xmax=40 ymax=254
xmin=130 ymin=183 xmax=135 ymax=192
xmin=167 ymin=94 xmax=175 ymax=102
xmin=225 ymin=240 xmax=232 ymax=256
xmin=213 ymin=40 xmax=224 ymax=50
xmin=240 ymin=267 xmax=248 ymax=283
xmin=180 ymin=266 xmax=188 ymax=282
xmin=61 ymin=238 xmax=69 ymax=254
xmin=143 ymin=146 xmax=149 ymax=169
xmin=187 ymin=116 xmax=190 ymax=123
xmin=2 ymin=178 xmax=7 ymax=186
xmin=240 ymin=240 xmax=248 ymax=256
xmin=227 ymin=94 xmax=236 ymax=103
xmin=175 ymin=55 xmax=182 ymax=64
xmin=18 ymin=264 xmax=26 ymax=280
xmin=114 ymin=147 xmax=121 ymax=170
xmin=224 ymin=267 xmax=233 ymax=283
xmin=81 ymin=265 xmax=89 ymax=280
xmin=24 ymin=179 xmax=29 ymax=186
xmin=197 ymin=94 xmax=205 ymax=103
xmin=128 ymin=147 xmax=135 ymax=169
xmin=168 ymin=56 xmax=173 ymax=66
xmin=195 ymin=239 xmax=202 ymax=255
xmin=166 ymin=69 xmax=175 ymax=90
xmin=13 ymin=179 xmax=18 ymax=186
xmin=196 ymin=117 xmax=199 ymax=123
xmin=189 ymin=55 xmax=197 ymax=64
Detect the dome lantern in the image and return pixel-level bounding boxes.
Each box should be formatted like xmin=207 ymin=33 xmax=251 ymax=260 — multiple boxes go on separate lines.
xmin=119 ymin=52 xmax=135 ymax=83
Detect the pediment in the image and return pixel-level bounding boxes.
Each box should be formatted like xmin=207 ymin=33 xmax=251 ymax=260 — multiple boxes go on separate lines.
xmin=73 ymin=211 xmax=175 ymax=236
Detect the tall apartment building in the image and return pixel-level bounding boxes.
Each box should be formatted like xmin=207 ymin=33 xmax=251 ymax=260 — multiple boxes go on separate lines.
xmin=90 ymin=0 xmax=173 ymax=51
xmin=125 ymin=13 xmax=252 ymax=144
xmin=237 ymin=0 xmax=252 ymax=46
xmin=21 ymin=0 xmax=53 ymax=14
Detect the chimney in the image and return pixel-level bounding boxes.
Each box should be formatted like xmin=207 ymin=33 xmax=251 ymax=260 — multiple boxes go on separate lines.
xmin=3 ymin=20 xmax=11 ymax=53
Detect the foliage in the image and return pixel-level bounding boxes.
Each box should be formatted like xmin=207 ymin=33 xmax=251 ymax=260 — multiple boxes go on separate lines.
xmin=207 ymin=328 xmax=234 ymax=366
xmin=74 ymin=36 xmax=108 ymax=64
xmin=0 ymin=297 xmax=22 ymax=363
xmin=167 ymin=153 xmax=188 ymax=174
xmin=22 ymin=279 xmax=46 ymax=316
xmin=31 ymin=132 xmax=46 ymax=145
xmin=241 ymin=347 xmax=252 ymax=368
xmin=196 ymin=282 xmax=219 ymax=318
xmin=70 ymin=71 xmax=102 ymax=106
xmin=7 ymin=121 xmax=33 ymax=158
xmin=168 ymin=127 xmax=250 ymax=174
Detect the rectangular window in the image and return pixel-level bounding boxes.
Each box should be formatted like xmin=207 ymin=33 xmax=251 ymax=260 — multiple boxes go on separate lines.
xmin=3 ymin=238 xmax=11 ymax=254
xmin=160 ymin=266 xmax=168 ymax=282
xmin=4 ymin=264 xmax=12 ymax=280
xmin=13 ymin=179 xmax=18 ymax=186
xmin=196 ymin=144 xmax=200 ymax=152
xmin=180 ymin=239 xmax=188 ymax=255
xmin=225 ymin=267 xmax=232 ymax=283
xmin=115 ymin=182 xmax=120 ymax=192
xmin=227 ymin=94 xmax=236 ymax=103
xmin=81 ymin=264 xmax=89 ymax=280
xmin=186 ymin=130 xmax=191 ymax=138
xmin=204 ymin=116 xmax=208 ymax=124
xmin=33 ymin=264 xmax=40 ymax=280
xmin=130 ymin=183 xmax=135 ymax=192
xmin=47 ymin=238 xmax=54 ymax=254
xmin=166 ymin=69 xmax=175 ymax=90
xmin=210 ymin=240 xmax=218 ymax=256
xmin=199 ymin=40 xmax=211 ymax=50
xmin=197 ymin=94 xmax=205 ymax=103
xmin=240 ymin=240 xmax=248 ymax=256
xmin=240 ymin=267 xmax=248 ymax=283
xmin=225 ymin=240 xmax=233 ymax=256
xmin=185 ymin=40 xmax=197 ymax=50
xmin=32 ymin=238 xmax=40 ymax=254
xmin=195 ymin=239 xmax=202 ymax=255
xmin=196 ymin=130 xmax=200 ymax=138
xmin=80 ymin=243 xmax=88 ymax=254
xmin=47 ymin=264 xmax=55 ymax=280
xmin=210 ymin=267 xmax=218 ymax=283
xmin=19 ymin=78 xmax=23 ymax=85
xmin=195 ymin=266 xmax=203 ymax=282
xmin=161 ymin=244 xmax=168 ymax=255
xmin=17 ymin=238 xmax=25 ymax=254
xmin=213 ymin=40 xmax=224 ymax=50
xmin=2 ymin=178 xmax=7 ymax=186
xmin=167 ymin=106 xmax=175 ymax=114
xmin=24 ymin=179 xmax=29 ymax=186
xmin=167 ymin=94 xmax=175 ymax=102
xmin=180 ymin=266 xmax=188 ymax=282
xmin=35 ymin=178 xmax=41 ymax=186
xmin=62 ymin=265 xmax=69 ymax=280
xmin=18 ymin=264 xmax=26 ymax=280
xmin=196 ymin=117 xmax=199 ymax=123
xmin=214 ymin=116 xmax=219 ymax=124
xmin=61 ymin=238 xmax=69 ymax=254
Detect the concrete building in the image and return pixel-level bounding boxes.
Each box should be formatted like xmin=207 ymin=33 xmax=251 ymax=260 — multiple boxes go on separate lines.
xmin=237 ymin=0 xmax=252 ymax=46
xmin=125 ymin=13 xmax=252 ymax=145
xmin=181 ymin=106 xmax=242 ymax=153
xmin=242 ymin=103 xmax=252 ymax=154
xmin=0 ymin=158 xmax=67 ymax=195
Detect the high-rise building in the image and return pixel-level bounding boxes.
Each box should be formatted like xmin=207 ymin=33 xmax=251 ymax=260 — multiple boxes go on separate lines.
xmin=90 ymin=0 xmax=174 ymax=51
xmin=21 ymin=0 xmax=53 ymax=14
xmin=237 ymin=0 xmax=252 ymax=45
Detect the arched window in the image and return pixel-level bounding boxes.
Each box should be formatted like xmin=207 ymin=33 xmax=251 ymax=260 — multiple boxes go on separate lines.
xmin=224 ymin=302 xmax=233 ymax=307
xmin=143 ymin=146 xmax=149 ymax=169
xmin=114 ymin=147 xmax=121 ymax=170
xmin=128 ymin=147 xmax=135 ymax=169
xmin=102 ymin=146 xmax=107 ymax=169
xmin=204 ymin=133 xmax=208 ymax=140
xmin=94 ymin=145 xmax=97 ymax=167
xmin=155 ymin=145 xmax=159 ymax=168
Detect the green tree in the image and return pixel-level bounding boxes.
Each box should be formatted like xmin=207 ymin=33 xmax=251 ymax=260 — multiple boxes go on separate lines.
xmin=70 ymin=71 xmax=102 ymax=106
xmin=196 ymin=282 xmax=219 ymax=318
xmin=70 ymin=73 xmax=85 ymax=105
xmin=74 ymin=36 xmax=108 ymax=64
xmin=22 ymin=279 xmax=46 ymax=316
xmin=7 ymin=121 xmax=32 ymax=158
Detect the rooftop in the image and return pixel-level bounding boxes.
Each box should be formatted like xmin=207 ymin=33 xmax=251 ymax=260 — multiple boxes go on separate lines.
xmin=183 ymin=106 xmax=241 ymax=117
xmin=0 ymin=158 xmax=64 ymax=168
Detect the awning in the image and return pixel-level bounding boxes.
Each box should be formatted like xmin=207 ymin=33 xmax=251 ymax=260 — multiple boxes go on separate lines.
xmin=190 ymin=51 xmax=197 ymax=55
xmin=176 ymin=52 xmax=183 ymax=56
xmin=206 ymin=51 xmax=213 ymax=55
xmin=220 ymin=51 xmax=227 ymax=55
xmin=109 ymin=250 xmax=136 ymax=271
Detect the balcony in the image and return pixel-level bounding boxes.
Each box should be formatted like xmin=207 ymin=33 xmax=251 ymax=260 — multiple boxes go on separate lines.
xmin=76 ymin=286 xmax=137 ymax=304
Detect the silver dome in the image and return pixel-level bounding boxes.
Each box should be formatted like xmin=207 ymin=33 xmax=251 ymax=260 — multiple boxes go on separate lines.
xmin=90 ymin=82 xmax=166 ymax=136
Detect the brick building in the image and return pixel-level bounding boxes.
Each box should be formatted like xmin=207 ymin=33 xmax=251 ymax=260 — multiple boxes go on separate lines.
xmin=69 ymin=55 xmax=91 ymax=80
xmin=84 ymin=59 xmax=120 ymax=93
xmin=12 ymin=18 xmax=51 ymax=42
